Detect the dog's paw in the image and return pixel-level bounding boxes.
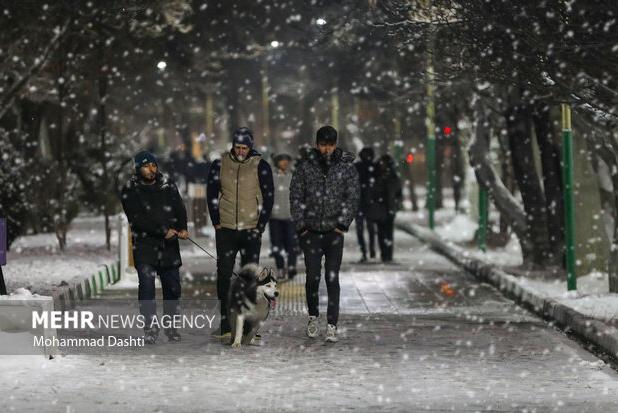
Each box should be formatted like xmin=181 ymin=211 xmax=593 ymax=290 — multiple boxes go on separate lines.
xmin=231 ymin=341 xmax=241 ymax=349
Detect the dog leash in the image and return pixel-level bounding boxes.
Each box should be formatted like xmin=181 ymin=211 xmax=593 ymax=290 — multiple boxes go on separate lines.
xmin=187 ymin=236 xmax=218 ymax=261
xmin=186 ymin=236 xmax=239 ymax=277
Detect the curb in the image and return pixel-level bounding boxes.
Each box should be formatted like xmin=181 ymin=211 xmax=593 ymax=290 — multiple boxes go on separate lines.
xmin=396 ymin=219 xmax=618 ymax=359
xmin=51 ymin=261 xmax=121 ymax=311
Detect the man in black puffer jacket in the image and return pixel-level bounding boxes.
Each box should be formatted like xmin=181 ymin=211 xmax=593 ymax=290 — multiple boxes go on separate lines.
xmin=290 ymin=126 xmax=360 ymax=343
xmin=120 ymin=150 xmax=188 ymax=344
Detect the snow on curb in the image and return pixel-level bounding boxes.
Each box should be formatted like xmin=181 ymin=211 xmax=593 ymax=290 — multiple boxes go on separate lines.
xmin=396 ymin=219 xmax=618 ymax=359
xmin=49 ymin=261 xmax=121 ymax=311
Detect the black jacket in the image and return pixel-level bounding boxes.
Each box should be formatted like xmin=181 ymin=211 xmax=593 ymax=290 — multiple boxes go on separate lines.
xmin=290 ymin=148 xmax=360 ymax=233
xmin=120 ymin=172 xmax=187 ymax=268
xmin=367 ymin=169 xmax=402 ymax=222
xmin=354 ymin=159 xmax=376 ymax=213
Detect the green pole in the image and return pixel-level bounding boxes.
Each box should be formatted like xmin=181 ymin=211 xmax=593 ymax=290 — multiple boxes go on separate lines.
xmin=478 ymin=187 xmax=488 ymax=252
xmin=426 ymin=135 xmax=436 ymax=229
xmin=425 ymin=58 xmax=436 ymax=229
xmin=424 ymin=7 xmax=437 ymax=230
xmin=561 ymin=104 xmax=577 ymax=291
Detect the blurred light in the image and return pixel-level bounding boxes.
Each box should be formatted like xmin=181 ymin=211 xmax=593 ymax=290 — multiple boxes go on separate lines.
xmin=443 ymin=126 xmax=452 ymax=136
xmin=270 ymin=40 xmax=280 ymax=48
xmin=406 ymin=153 xmax=415 ymax=165
xmin=157 ymin=61 xmax=167 ymax=71
xmin=316 ymin=18 xmax=327 ymax=26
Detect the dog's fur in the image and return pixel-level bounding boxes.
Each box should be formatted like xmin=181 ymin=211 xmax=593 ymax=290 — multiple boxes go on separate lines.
xmin=228 ymin=264 xmax=279 ymax=348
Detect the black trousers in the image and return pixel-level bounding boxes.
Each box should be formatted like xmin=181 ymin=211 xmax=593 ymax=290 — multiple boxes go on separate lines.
xmin=355 ymin=212 xmax=376 ymax=258
xmin=376 ymin=216 xmax=395 ymax=262
xmin=300 ymin=231 xmax=344 ymax=326
xmin=269 ymin=218 xmax=298 ymax=276
xmin=215 ymin=228 xmax=262 ymax=333
xmin=135 ymin=264 xmax=181 ymax=331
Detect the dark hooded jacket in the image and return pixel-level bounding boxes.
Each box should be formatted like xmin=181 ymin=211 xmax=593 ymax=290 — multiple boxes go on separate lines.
xmin=367 ymin=156 xmax=403 ymax=221
xmin=354 ymin=148 xmax=376 ymax=213
xmin=290 ymin=147 xmax=360 ymax=233
xmin=120 ymin=172 xmax=187 ymax=268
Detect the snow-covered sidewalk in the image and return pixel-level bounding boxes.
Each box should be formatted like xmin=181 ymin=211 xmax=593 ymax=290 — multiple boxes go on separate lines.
xmin=396 ymin=213 xmax=618 ymax=359
xmin=415 ymin=212 xmax=618 ymax=324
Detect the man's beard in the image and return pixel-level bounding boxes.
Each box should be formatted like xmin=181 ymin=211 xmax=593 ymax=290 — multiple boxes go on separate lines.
xmin=141 ymin=173 xmax=156 ymax=183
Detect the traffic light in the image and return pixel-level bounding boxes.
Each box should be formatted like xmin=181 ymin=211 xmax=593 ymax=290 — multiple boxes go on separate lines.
xmin=443 ymin=126 xmax=452 ymax=136
xmin=405 ymin=152 xmax=414 ymax=164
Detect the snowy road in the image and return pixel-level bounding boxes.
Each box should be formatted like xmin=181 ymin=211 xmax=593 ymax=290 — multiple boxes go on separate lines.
xmin=2 ymin=229 xmax=618 ymax=412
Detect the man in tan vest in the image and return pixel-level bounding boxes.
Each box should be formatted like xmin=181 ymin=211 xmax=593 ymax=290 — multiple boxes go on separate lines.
xmin=207 ymin=127 xmax=274 ymax=337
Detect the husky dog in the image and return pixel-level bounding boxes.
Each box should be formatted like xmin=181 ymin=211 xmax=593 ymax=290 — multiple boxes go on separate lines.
xmin=228 ymin=264 xmax=279 ymax=348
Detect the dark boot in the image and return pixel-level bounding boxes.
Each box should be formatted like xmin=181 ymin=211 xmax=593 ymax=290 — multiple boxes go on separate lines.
xmin=165 ymin=327 xmax=181 ymax=342
xmin=144 ymin=326 xmax=159 ymax=345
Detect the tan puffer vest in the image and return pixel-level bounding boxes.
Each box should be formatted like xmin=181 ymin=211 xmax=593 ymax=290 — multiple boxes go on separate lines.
xmin=219 ymin=152 xmax=262 ymax=230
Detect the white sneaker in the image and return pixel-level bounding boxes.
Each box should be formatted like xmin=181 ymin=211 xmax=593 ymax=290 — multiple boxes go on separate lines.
xmin=325 ymin=324 xmax=338 ymax=343
xmin=306 ymin=316 xmax=319 ymax=338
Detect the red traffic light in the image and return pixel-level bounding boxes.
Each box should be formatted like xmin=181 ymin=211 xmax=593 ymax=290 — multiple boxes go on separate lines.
xmin=443 ymin=126 xmax=452 ymax=136
xmin=405 ymin=153 xmax=414 ymax=164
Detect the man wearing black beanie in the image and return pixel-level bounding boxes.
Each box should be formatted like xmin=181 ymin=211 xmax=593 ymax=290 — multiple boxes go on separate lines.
xmin=120 ymin=150 xmax=189 ymax=344
xmin=207 ymin=127 xmax=274 ymax=338
xmin=290 ymin=125 xmax=360 ymax=343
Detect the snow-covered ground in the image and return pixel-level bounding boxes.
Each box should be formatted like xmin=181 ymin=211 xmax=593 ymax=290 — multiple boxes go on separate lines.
xmin=3 ymin=215 xmax=119 ymax=295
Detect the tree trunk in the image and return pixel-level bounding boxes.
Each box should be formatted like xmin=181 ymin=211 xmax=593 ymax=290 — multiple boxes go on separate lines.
xmin=98 ymin=36 xmax=111 ymax=251
xmin=496 ymin=125 xmax=515 ymax=240
xmin=55 ymin=46 xmax=68 ymax=252
xmin=435 ymin=137 xmax=444 ymax=209
xmin=469 ymin=96 xmax=535 ymax=265
xmin=505 ymin=101 xmax=551 ymax=266
xmin=532 ymin=103 xmax=565 ymax=266
xmin=577 ymin=117 xmax=618 ymax=291
xmin=406 ymin=164 xmax=420 ymax=211
xmin=224 ymin=61 xmax=241 ymax=139
xmin=451 ymin=135 xmax=465 ymax=212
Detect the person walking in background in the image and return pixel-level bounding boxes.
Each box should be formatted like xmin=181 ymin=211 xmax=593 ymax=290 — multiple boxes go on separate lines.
xmin=269 ymin=153 xmax=298 ymax=281
xmin=187 ymin=154 xmax=211 ymax=234
xmin=354 ymin=147 xmax=377 ymax=263
xmin=290 ymin=125 xmax=360 ymax=343
xmin=368 ymin=154 xmax=403 ymax=263
xmin=120 ymin=150 xmax=189 ymax=344
xmin=207 ymin=127 xmax=274 ymax=338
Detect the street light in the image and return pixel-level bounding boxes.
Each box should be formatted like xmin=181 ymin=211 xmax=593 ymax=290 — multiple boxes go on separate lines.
xmin=316 ymin=18 xmax=327 ymax=26
xmin=157 ymin=61 xmax=167 ymax=71
xmin=270 ymin=40 xmax=280 ymax=48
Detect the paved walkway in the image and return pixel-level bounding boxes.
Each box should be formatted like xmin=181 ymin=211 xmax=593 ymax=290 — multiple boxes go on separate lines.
xmin=2 ymin=228 xmax=618 ymax=412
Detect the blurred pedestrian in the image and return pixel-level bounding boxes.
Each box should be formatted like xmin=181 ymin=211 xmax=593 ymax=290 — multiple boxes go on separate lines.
xmin=354 ymin=147 xmax=377 ymax=262
xmin=367 ymin=154 xmax=402 ymax=263
xmin=269 ymin=153 xmax=298 ymax=281
xmin=290 ymin=125 xmax=360 ymax=343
